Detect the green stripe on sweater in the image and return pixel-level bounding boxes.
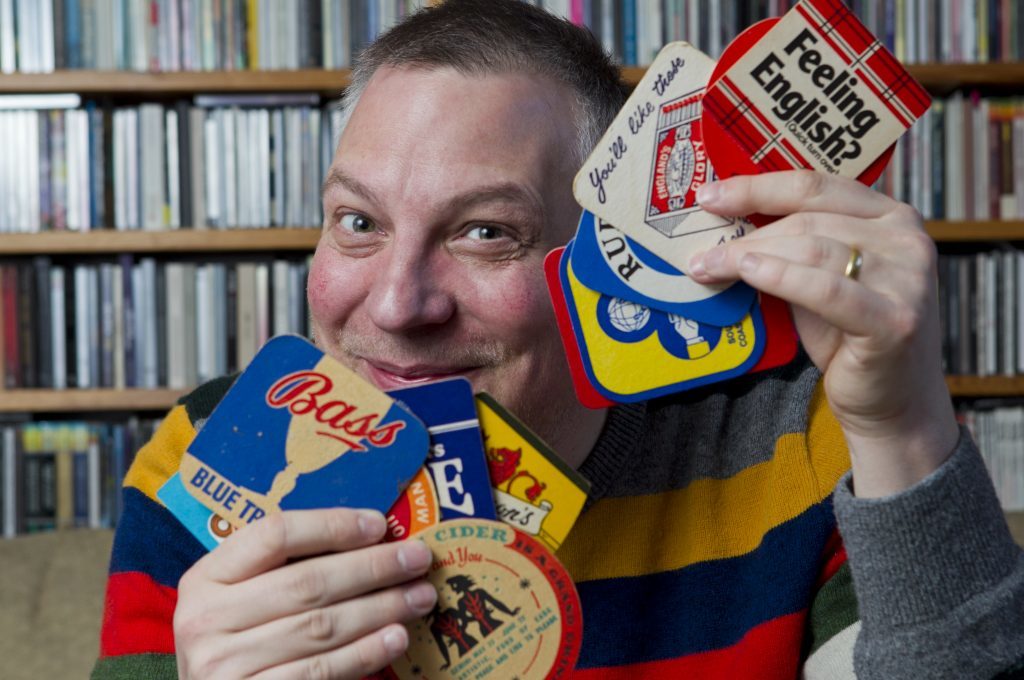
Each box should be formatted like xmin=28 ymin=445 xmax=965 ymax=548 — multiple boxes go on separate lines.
xmin=91 ymin=654 xmax=178 ymax=680
xmin=806 ymin=562 xmax=859 ymax=657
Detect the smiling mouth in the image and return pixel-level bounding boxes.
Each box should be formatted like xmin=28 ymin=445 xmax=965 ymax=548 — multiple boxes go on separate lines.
xmin=361 ymin=359 xmax=479 ymax=389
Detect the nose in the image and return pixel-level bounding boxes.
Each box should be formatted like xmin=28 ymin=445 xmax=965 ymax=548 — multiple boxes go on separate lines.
xmin=364 ymin=238 xmax=456 ymax=333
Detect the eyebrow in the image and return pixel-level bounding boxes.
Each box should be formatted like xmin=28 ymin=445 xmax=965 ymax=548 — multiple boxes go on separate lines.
xmin=321 ymin=167 xmax=383 ymax=206
xmin=321 ymin=166 xmax=545 ymax=225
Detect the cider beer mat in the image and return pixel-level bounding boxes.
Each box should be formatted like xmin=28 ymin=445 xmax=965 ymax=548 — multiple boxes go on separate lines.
xmin=389 ymin=378 xmax=497 ymax=521
xmin=554 ymin=242 xmax=767 ymax=403
xmin=179 ymin=335 xmax=429 ymax=528
xmin=701 ymin=0 xmax=930 ymax=182
xmin=573 ymin=42 xmax=755 ymax=275
xmin=476 ymin=393 xmax=589 ymax=552
xmin=382 ymin=519 xmax=583 ymax=680
xmin=570 ymin=208 xmax=756 ymax=326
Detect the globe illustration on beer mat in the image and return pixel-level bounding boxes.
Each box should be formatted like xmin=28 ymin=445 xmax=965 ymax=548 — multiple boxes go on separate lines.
xmin=606 ymin=297 xmax=651 ymax=333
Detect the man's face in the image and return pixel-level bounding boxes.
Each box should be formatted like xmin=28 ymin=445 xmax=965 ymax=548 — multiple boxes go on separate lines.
xmin=310 ymin=66 xmax=588 ymax=451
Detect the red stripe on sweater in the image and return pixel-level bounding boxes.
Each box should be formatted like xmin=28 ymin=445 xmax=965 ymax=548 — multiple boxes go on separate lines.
xmin=815 ymin=528 xmax=849 ymax=589
xmin=568 ymin=611 xmax=805 ymax=679
xmin=100 ymin=571 xmax=178 ymax=657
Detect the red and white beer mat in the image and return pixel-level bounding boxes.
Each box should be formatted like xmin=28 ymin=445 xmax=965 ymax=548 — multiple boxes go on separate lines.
xmin=702 ymin=0 xmax=931 ymax=184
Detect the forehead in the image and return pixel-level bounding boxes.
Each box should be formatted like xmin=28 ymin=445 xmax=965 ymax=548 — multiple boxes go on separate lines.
xmin=334 ymin=66 xmax=579 ymax=191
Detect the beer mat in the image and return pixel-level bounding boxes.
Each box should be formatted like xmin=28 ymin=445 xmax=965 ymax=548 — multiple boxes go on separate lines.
xmin=569 ymin=208 xmax=757 ymax=326
xmin=384 ymin=467 xmax=441 ymax=542
xmin=544 ymin=245 xmax=616 ymax=410
xmin=390 ymin=378 xmax=497 ymax=521
xmin=476 ymin=393 xmax=590 ymax=552
xmin=158 ymin=472 xmax=234 ymax=551
xmin=701 ymin=0 xmax=929 ymax=185
xmin=179 ymin=335 xmax=429 ymax=528
xmin=383 ymin=519 xmax=582 ymax=680
xmin=573 ymin=42 xmax=754 ymax=275
xmin=557 ymin=241 xmax=767 ymax=402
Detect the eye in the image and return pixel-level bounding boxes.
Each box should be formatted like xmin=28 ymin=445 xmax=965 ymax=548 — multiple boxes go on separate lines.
xmin=465 ymin=224 xmax=506 ymax=241
xmin=338 ymin=213 xmax=376 ymax=234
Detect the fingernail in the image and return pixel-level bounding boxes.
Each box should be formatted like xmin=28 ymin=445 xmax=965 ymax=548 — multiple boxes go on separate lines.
xmin=689 ymin=252 xmax=707 ymax=278
xmin=404 ymin=582 xmax=438 ymax=613
xmin=697 ymin=182 xmax=720 ymax=204
xmin=382 ymin=626 xmax=408 ymax=656
xmin=703 ymin=246 xmax=726 ymax=271
xmin=397 ymin=540 xmax=432 ymax=573
xmin=357 ymin=510 xmax=386 ymax=539
xmin=739 ymin=253 xmax=761 ymax=273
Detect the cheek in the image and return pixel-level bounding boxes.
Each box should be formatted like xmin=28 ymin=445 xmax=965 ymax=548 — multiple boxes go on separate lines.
xmin=466 ymin=263 xmax=555 ymax=334
xmin=307 ymin=249 xmax=364 ymax=327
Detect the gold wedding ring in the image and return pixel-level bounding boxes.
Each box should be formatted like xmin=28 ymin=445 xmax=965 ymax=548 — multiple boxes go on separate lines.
xmin=844 ymin=248 xmax=863 ymax=281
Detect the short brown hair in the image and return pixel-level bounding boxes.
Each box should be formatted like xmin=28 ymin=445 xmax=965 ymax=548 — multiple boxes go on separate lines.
xmin=335 ymin=0 xmax=627 ymax=166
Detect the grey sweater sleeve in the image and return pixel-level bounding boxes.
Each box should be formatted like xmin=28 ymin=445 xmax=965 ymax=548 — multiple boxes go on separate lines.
xmin=832 ymin=427 xmax=1024 ymax=680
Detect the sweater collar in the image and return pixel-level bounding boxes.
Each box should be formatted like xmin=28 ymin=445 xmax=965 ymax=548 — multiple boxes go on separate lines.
xmin=577 ymin=402 xmax=647 ymax=507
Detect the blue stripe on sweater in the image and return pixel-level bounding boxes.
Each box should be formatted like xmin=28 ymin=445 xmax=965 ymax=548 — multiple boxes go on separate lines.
xmin=575 ymin=498 xmax=834 ymax=668
xmin=109 ymin=487 xmax=207 ymax=588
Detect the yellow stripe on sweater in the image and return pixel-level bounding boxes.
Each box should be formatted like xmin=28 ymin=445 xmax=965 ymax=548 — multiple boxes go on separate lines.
xmin=558 ymin=383 xmax=849 ymax=582
xmin=123 ymin=405 xmax=197 ymax=505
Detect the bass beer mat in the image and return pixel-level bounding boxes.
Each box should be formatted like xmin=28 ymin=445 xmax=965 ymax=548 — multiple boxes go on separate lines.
xmin=162 ymin=463 xmax=439 ymax=549
xmin=559 ymin=242 xmax=766 ymax=402
xmin=476 ymin=393 xmax=590 ymax=553
xmin=158 ymin=472 xmax=235 ymax=551
xmin=570 ymin=209 xmax=757 ymax=326
xmin=389 ymin=378 xmax=497 ymax=521
xmin=573 ymin=42 xmax=754 ymax=275
xmin=385 ymin=519 xmax=583 ymax=680
xmin=701 ymin=0 xmax=930 ymax=181
xmin=179 ymin=335 xmax=429 ymax=528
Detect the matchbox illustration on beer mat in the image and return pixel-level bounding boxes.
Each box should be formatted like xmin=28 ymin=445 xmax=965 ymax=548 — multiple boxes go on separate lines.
xmin=573 ymin=41 xmax=754 ymax=275
xmin=178 ymin=335 xmax=430 ymax=527
xmin=382 ymin=519 xmax=583 ymax=680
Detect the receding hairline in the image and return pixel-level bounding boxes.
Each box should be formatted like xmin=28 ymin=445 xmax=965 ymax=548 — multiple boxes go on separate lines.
xmin=334 ymin=63 xmax=585 ymax=167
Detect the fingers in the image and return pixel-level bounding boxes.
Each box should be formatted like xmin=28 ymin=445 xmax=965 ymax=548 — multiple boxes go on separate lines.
xmin=226 ymin=580 xmax=437 ymax=675
xmin=250 ymin=624 xmax=410 ymax=680
xmin=727 ymin=251 xmax=893 ymax=338
xmin=195 ymin=507 xmax=388 ymax=584
xmin=214 ymin=539 xmax=434 ymax=629
xmin=697 ymin=170 xmax=901 ymax=220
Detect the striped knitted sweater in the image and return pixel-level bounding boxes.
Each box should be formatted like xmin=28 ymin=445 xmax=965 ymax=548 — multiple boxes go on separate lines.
xmin=92 ymin=358 xmax=1024 ymax=679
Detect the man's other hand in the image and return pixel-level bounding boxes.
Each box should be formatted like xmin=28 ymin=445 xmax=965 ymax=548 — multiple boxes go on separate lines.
xmin=689 ymin=170 xmax=960 ymax=498
xmin=174 ymin=508 xmax=436 ymax=679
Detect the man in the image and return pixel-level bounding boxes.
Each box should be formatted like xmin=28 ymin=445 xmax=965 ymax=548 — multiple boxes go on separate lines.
xmin=93 ymin=2 xmax=1024 ymax=679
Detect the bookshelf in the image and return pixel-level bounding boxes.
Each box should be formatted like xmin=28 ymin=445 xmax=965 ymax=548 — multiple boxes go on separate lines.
xmin=0 ymin=2 xmax=1022 ymax=540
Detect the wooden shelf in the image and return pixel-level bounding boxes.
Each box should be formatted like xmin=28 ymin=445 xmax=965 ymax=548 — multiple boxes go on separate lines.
xmin=0 ymin=389 xmax=184 ymax=412
xmin=0 ymin=222 xmax=1018 ymax=254
xmin=946 ymin=376 xmax=1024 ymax=397
xmin=926 ymin=221 xmax=1024 ymax=242
xmin=0 ymin=228 xmax=321 ymax=255
xmin=621 ymin=62 xmax=1024 ymax=91
xmin=0 ymin=69 xmax=352 ymax=94
xmin=3 ymin=62 xmax=1020 ymax=96
xmin=0 ymin=376 xmax=1015 ymax=411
